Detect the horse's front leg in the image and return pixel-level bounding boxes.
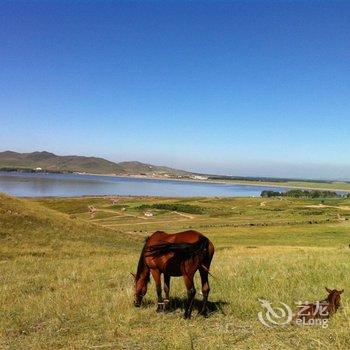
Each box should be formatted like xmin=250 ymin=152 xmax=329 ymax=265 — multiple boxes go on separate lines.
xmin=163 ymin=274 xmax=171 ymax=311
xmin=150 ymin=268 xmax=163 ymax=312
xmin=183 ymin=273 xmax=196 ymax=319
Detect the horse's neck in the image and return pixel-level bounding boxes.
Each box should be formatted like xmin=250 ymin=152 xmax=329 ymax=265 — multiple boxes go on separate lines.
xmin=326 ymin=293 xmax=336 ymax=306
xmin=139 ymin=265 xmax=150 ymax=281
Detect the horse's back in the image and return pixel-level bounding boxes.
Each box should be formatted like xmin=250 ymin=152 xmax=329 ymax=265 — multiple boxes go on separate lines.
xmin=148 ymin=230 xmax=205 ymax=245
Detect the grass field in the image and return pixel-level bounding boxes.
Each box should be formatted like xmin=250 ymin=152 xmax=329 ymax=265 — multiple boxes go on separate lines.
xmin=1 ymin=193 xmax=350 ymax=349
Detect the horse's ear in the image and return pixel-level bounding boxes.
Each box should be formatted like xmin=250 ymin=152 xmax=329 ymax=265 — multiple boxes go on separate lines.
xmin=130 ymin=272 xmax=136 ymax=279
xmin=325 ymin=287 xmax=332 ymax=293
xmin=340 ymin=289 xmax=344 ymax=294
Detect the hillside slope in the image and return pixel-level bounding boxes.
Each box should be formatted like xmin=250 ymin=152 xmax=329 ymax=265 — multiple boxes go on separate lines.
xmin=117 ymin=161 xmax=190 ymax=175
xmin=0 ymin=194 xmax=142 ymax=348
xmin=0 ymin=151 xmax=191 ymax=175
xmin=0 ymin=193 xmax=137 ymax=254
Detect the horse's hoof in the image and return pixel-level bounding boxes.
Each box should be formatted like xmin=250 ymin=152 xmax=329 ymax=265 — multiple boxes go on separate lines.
xmin=156 ymin=302 xmax=165 ymax=313
xmin=156 ymin=305 xmax=164 ymax=313
xmin=199 ymin=309 xmax=208 ymax=317
xmin=163 ymin=299 xmax=170 ymax=311
xmin=163 ymin=305 xmax=170 ymax=313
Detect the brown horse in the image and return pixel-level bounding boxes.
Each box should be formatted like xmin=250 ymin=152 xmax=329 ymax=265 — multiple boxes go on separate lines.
xmin=133 ymin=230 xmax=214 ymax=318
xmin=295 ymin=287 xmax=344 ymax=323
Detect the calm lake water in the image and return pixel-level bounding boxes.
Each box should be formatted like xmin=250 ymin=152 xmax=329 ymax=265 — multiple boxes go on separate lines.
xmin=0 ymin=172 xmax=289 ymax=197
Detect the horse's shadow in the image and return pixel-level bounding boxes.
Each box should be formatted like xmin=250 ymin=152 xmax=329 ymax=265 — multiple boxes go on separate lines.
xmin=142 ymin=297 xmax=228 ymax=316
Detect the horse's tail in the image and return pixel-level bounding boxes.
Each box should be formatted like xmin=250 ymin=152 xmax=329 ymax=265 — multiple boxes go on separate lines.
xmin=146 ymin=235 xmax=209 ymax=259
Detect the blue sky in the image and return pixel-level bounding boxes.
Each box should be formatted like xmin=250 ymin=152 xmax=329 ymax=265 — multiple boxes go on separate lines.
xmin=1 ymin=1 xmax=350 ymax=179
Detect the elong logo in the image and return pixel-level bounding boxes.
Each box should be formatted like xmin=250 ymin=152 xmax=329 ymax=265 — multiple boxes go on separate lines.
xmin=257 ymin=299 xmax=329 ymax=328
xmin=257 ymin=299 xmax=293 ymax=327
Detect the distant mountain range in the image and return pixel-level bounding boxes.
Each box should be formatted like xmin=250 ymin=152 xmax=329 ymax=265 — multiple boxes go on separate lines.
xmin=0 ymin=151 xmax=193 ymax=176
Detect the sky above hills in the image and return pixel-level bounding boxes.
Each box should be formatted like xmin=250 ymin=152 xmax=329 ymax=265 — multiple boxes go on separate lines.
xmin=1 ymin=1 xmax=350 ymax=179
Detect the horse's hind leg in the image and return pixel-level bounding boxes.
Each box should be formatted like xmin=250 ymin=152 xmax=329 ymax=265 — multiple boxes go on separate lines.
xmin=150 ymin=268 xmax=163 ymax=312
xmin=199 ymin=267 xmax=210 ymax=317
xmin=183 ymin=273 xmax=196 ymax=319
xmin=199 ymin=240 xmax=214 ymax=317
xmin=163 ymin=274 xmax=170 ymax=311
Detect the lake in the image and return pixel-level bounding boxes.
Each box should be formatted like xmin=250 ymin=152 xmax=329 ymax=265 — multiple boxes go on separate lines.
xmin=0 ymin=172 xmax=289 ymax=197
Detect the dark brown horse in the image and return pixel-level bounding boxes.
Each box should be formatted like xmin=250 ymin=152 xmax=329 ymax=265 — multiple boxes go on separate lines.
xmin=133 ymin=230 xmax=214 ymax=318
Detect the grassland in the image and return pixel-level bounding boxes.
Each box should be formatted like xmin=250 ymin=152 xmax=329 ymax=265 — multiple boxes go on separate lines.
xmin=1 ymin=194 xmax=350 ymax=349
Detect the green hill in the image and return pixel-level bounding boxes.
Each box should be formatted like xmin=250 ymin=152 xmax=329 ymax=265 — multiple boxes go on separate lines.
xmin=0 ymin=193 xmax=136 ymax=255
xmin=0 ymin=151 xmax=191 ymax=176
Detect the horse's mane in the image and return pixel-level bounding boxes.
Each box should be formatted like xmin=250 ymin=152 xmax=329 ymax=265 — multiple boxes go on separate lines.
xmin=136 ymin=237 xmax=150 ymax=283
xmin=146 ymin=235 xmax=208 ymax=259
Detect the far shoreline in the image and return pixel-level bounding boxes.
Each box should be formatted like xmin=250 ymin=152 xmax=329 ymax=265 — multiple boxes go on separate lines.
xmin=82 ymin=172 xmax=350 ymax=193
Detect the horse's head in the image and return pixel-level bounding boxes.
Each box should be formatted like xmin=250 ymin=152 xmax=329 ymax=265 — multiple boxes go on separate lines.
xmin=325 ymin=287 xmax=344 ymax=308
xmin=132 ymin=271 xmax=149 ymax=307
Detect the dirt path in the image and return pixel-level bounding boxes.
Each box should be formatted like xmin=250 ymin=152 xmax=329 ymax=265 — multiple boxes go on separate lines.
xmin=171 ymin=211 xmax=194 ymax=219
xmin=305 ymin=204 xmax=350 ymax=211
xmin=92 ymin=208 xmax=148 ymax=221
xmin=93 ymin=208 xmax=196 ymax=221
xmin=101 ymin=218 xmax=193 ymax=227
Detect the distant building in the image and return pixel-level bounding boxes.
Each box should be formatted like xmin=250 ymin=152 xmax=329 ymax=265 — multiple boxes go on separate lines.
xmin=35 ymin=167 xmax=42 ymax=171
xmin=191 ymin=175 xmax=208 ymax=180
xmin=144 ymin=211 xmax=153 ymax=217
xmin=110 ymin=198 xmax=119 ymax=205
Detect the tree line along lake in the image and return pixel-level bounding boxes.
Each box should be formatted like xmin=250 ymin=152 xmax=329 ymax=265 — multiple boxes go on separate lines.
xmin=0 ymin=172 xmax=294 ymax=198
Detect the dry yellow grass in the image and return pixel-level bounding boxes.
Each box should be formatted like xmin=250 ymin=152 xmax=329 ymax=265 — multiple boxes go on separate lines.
xmin=1 ymin=194 xmax=350 ymax=349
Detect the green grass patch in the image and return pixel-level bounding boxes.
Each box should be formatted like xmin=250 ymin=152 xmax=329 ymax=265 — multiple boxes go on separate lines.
xmin=137 ymin=203 xmax=204 ymax=214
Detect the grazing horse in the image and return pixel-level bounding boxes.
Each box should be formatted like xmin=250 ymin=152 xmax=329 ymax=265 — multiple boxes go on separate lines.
xmin=295 ymin=287 xmax=344 ymax=323
xmin=133 ymin=230 xmax=214 ymax=318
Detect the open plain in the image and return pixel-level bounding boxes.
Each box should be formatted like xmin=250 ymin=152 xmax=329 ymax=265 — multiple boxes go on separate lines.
xmin=1 ymin=194 xmax=350 ymax=349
